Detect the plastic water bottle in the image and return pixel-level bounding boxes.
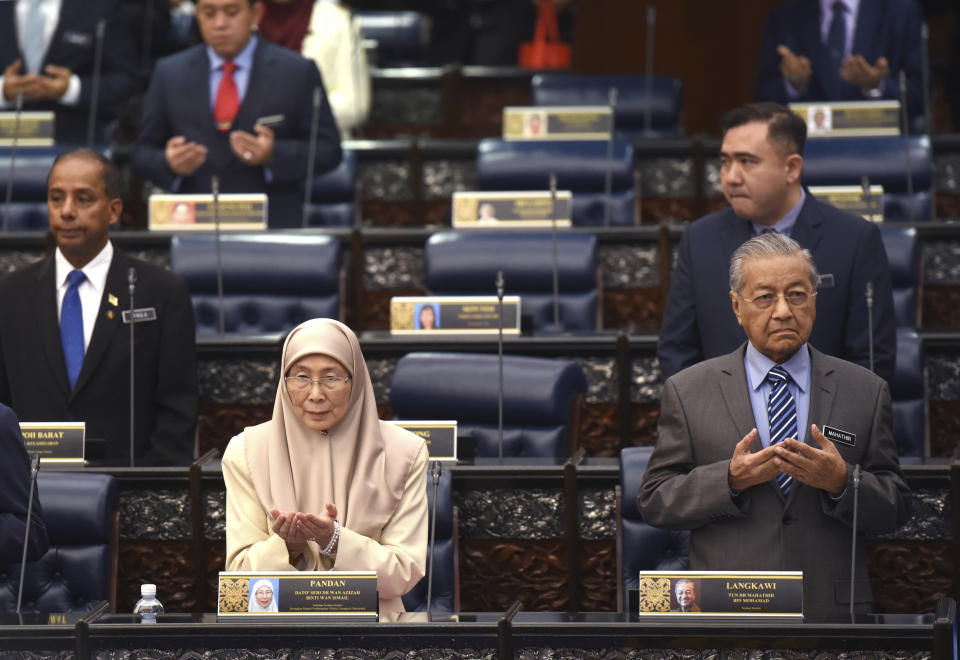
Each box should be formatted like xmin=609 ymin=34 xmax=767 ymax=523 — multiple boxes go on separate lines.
xmin=133 ymin=584 xmax=164 ymax=623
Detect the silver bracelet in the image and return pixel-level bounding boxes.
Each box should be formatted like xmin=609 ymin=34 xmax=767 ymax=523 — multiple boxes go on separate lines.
xmin=320 ymin=519 xmax=340 ymax=557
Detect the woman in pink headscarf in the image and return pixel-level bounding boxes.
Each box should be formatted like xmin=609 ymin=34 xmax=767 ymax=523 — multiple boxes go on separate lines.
xmin=223 ymin=318 xmax=428 ymax=613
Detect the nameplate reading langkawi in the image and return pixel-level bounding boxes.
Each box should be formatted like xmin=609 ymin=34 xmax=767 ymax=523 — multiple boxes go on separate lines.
xmin=0 ymin=112 xmax=55 ymax=146
xmin=452 ymin=191 xmax=572 ymax=228
xmin=148 ymin=193 xmax=268 ymax=230
xmin=503 ymin=106 xmax=613 ymax=140
xmin=809 ymin=186 xmax=884 ymax=222
xmin=390 ymin=296 xmax=521 ymax=335
xmin=217 ymin=571 xmax=378 ymax=622
xmin=19 ymin=422 xmax=85 ymax=463
xmin=638 ymin=571 xmax=803 ymax=618
xmin=390 ymin=421 xmax=457 ymax=461
xmin=790 ymin=101 xmax=900 ymax=137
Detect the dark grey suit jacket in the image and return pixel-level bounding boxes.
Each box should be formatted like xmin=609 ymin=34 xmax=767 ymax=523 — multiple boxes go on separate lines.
xmin=639 ymin=344 xmax=909 ymax=617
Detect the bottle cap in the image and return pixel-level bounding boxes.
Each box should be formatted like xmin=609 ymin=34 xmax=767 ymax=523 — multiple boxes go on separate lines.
xmin=141 ymin=584 xmax=157 ymax=597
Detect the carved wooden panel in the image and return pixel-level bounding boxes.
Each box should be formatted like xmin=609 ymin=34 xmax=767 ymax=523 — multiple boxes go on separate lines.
xmin=869 ymin=540 xmax=953 ymax=613
xmin=118 ymin=540 xmax=195 ymax=613
xmin=206 ymin=540 xmax=227 ymax=612
xmin=924 ymin=285 xmax=960 ymax=328
xmin=641 ymin=198 xmax=698 ymax=224
xmin=459 ymin=539 xmax=570 ymax=611
xmin=603 ymin=288 xmax=664 ymax=332
xmin=936 ymin=194 xmax=960 ymax=220
xmin=631 ymin=403 xmax=660 ymax=447
xmin=198 ymin=404 xmax=273 ymax=457
xmin=579 ymin=540 xmax=617 ymax=611
xmin=929 ymin=401 xmax=960 ymax=457
xmin=578 ymin=403 xmax=623 ymax=456
xmin=362 ymin=201 xmax=422 ymax=228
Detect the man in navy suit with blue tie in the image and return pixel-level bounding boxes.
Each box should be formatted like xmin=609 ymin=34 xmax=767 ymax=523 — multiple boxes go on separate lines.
xmin=132 ymin=0 xmax=342 ymax=228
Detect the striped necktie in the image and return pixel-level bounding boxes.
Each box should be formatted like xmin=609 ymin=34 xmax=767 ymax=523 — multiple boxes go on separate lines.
xmin=766 ymin=365 xmax=797 ymax=496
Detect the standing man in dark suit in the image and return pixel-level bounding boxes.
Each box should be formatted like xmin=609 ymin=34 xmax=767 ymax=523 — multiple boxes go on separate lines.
xmin=0 ymin=403 xmax=48 ymax=564
xmin=755 ymin=0 xmax=924 ymax=126
xmin=0 ymin=0 xmax=141 ymax=144
xmin=641 ymin=233 xmax=909 ymax=617
xmin=132 ymin=0 xmax=342 ymax=228
xmin=0 ymin=148 xmax=197 ymax=466
xmin=657 ymin=103 xmax=896 ymax=383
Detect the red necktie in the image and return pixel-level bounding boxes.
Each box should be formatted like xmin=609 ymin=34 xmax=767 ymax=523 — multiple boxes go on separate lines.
xmin=214 ymin=61 xmax=239 ymax=132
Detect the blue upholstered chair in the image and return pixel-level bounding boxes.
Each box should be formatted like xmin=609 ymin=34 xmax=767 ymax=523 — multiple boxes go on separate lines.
xmin=170 ymin=234 xmax=343 ymax=336
xmin=531 ymin=74 xmax=684 ymax=138
xmin=305 ymin=149 xmax=357 ymax=228
xmin=891 ymin=327 xmax=926 ymax=459
xmin=402 ymin=466 xmax=457 ymax=615
xmin=803 ymin=136 xmax=933 ymax=221
xmin=425 ymin=231 xmax=599 ymax=332
xmin=0 ymin=146 xmax=76 ymax=231
xmin=355 ymin=11 xmax=431 ymax=67
xmin=476 ymin=138 xmax=636 ymax=226
xmin=880 ymin=226 xmax=920 ymax=327
xmin=0 ymin=472 xmax=119 ymax=613
xmin=390 ymin=352 xmax=588 ymax=458
xmin=618 ymin=447 xmax=689 ymax=612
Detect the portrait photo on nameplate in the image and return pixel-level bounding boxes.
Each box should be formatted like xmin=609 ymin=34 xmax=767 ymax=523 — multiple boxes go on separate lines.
xmin=148 ymin=193 xmax=268 ymax=230
xmin=389 ymin=421 xmax=457 ymax=461
xmin=503 ymin=106 xmax=613 ymax=140
xmin=19 ymin=422 xmax=85 ymax=464
xmin=452 ymin=191 xmax=572 ymax=228
xmin=790 ymin=101 xmax=900 ymax=137
xmin=638 ymin=571 xmax=803 ymax=619
xmin=0 ymin=111 xmax=55 ymax=146
xmin=390 ymin=296 xmax=521 ymax=335
xmin=217 ymin=571 xmax=378 ymax=622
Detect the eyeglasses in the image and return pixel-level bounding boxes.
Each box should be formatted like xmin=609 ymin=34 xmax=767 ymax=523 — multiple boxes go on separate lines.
xmin=284 ymin=375 xmax=352 ymax=392
xmin=738 ymin=290 xmax=817 ymax=309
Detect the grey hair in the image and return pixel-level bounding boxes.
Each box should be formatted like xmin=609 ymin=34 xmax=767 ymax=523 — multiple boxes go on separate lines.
xmin=728 ymin=233 xmax=819 ymax=293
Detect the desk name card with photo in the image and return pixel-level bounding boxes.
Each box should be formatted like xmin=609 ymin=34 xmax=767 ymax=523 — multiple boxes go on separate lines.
xmin=390 ymin=296 xmax=521 ymax=335
xmin=389 ymin=421 xmax=457 ymax=461
xmin=791 ymin=101 xmax=900 ymax=137
xmin=809 ymin=185 xmax=885 ymax=222
xmin=148 ymin=194 xmax=268 ymax=230
xmin=217 ymin=571 xmax=378 ymax=622
xmin=0 ymin=112 xmax=55 ymax=146
xmin=503 ymin=106 xmax=613 ymax=140
xmin=638 ymin=571 xmax=803 ymax=619
xmin=19 ymin=422 xmax=85 ymax=464
xmin=452 ymin=191 xmax=572 ymax=228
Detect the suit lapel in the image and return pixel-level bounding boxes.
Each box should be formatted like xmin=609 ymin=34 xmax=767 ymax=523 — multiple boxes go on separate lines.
xmin=191 ymin=47 xmax=232 ymax=169
xmin=718 ymin=344 xmax=758 ymax=445
xmin=234 ymin=38 xmax=269 ymax=130
xmin=851 ymin=0 xmax=884 ymax=65
xmin=800 ymin=1 xmax=834 ymax=97
xmin=722 ymin=210 xmax=753 ymax=260
xmin=789 ymin=193 xmax=824 ymax=253
xmin=34 ymin=258 xmax=71 ymax=398
xmin=71 ymin=252 xmax=125 ymax=399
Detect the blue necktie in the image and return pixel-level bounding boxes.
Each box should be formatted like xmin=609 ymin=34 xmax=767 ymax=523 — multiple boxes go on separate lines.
xmin=23 ymin=0 xmax=47 ymax=74
xmin=766 ymin=365 xmax=797 ymax=496
xmin=60 ymin=270 xmax=86 ymax=389
xmin=826 ymin=1 xmax=847 ymax=96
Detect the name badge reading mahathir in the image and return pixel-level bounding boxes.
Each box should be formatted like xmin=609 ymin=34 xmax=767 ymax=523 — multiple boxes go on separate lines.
xmin=821 ymin=425 xmax=855 ymax=447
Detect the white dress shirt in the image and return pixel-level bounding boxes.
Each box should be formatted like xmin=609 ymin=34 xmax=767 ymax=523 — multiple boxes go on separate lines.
xmin=55 ymin=240 xmax=113 ymax=351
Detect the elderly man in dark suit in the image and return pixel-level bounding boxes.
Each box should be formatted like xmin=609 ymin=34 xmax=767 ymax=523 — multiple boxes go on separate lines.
xmin=0 ymin=403 xmax=48 ymax=564
xmin=0 ymin=149 xmax=197 ymax=466
xmin=0 ymin=0 xmax=140 ymax=144
xmin=640 ymin=232 xmax=909 ymax=617
xmin=657 ymin=103 xmax=896 ymax=384
xmin=132 ymin=0 xmax=342 ymax=228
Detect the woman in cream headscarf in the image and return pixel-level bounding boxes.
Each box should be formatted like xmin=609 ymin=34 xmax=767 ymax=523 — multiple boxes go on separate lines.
xmin=223 ymin=319 xmax=428 ymax=613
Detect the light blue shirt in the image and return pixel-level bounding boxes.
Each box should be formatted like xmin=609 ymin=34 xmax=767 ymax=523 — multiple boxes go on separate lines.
xmin=744 ymin=342 xmax=811 ymax=447
xmin=751 ymin=189 xmax=805 ymax=237
xmin=819 ymin=0 xmax=861 ymax=55
xmin=207 ymin=35 xmax=257 ymax=111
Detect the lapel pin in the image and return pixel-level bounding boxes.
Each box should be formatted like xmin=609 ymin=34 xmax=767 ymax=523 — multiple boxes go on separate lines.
xmin=107 ymin=310 xmax=115 ymax=320
xmin=108 ymin=293 xmax=119 ymax=307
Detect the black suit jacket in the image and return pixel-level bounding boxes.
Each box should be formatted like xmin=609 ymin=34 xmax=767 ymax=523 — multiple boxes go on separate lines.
xmin=132 ymin=38 xmax=342 ymax=228
xmin=755 ymin=0 xmax=923 ymax=124
xmin=0 ymin=0 xmax=141 ymax=144
xmin=0 ymin=249 xmax=197 ymax=466
xmin=657 ymin=193 xmax=897 ymax=384
xmin=0 ymin=403 xmax=48 ymax=564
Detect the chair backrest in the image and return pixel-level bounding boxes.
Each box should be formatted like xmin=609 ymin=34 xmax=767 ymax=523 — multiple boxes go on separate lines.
xmin=402 ymin=467 xmax=456 ymax=614
xmin=391 ymin=352 xmax=588 ymax=458
xmin=425 ymin=231 xmax=598 ymax=332
xmin=354 ymin=11 xmax=431 ymax=67
xmin=0 ymin=472 xmax=119 ymax=613
xmin=880 ymin=226 xmax=919 ymax=327
xmin=476 ymin=138 xmax=635 ymax=226
xmin=891 ymin=327 xmax=925 ymax=458
xmin=532 ymin=74 xmax=684 ymax=138
xmin=618 ymin=447 xmax=689 ymax=611
xmin=306 ymin=149 xmax=357 ymax=227
xmin=170 ymin=234 xmax=342 ymax=336
xmin=802 ymin=136 xmax=933 ymax=221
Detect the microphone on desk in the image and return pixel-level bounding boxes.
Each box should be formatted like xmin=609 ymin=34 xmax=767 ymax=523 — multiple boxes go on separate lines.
xmin=3 ymin=91 xmax=24 ymax=232
xmin=496 ymin=269 xmax=505 ymax=463
xmin=603 ymin=86 xmax=617 ymax=227
xmin=302 ymin=87 xmax=322 ymax=228
xmin=898 ymin=71 xmax=915 ymax=223
xmin=86 ymin=19 xmax=106 ymax=146
xmin=860 ymin=175 xmax=874 ymax=220
xmin=128 ymin=267 xmax=137 ymax=467
xmin=550 ymin=173 xmax=560 ymax=330
xmin=16 ymin=452 xmax=41 ymax=615
xmin=212 ymin=176 xmax=226 ymax=335
xmin=643 ymin=6 xmax=657 ymax=135
xmin=865 ymin=281 xmax=874 ymax=374
xmin=848 ymin=464 xmax=862 ymax=622
xmin=426 ymin=460 xmax=441 ymax=621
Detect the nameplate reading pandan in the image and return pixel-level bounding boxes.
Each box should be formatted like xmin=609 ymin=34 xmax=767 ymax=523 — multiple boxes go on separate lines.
xmin=638 ymin=571 xmax=803 ymax=618
xmin=148 ymin=194 xmax=268 ymax=230
xmin=390 ymin=296 xmax=521 ymax=335
xmin=19 ymin=422 xmax=85 ymax=464
xmin=790 ymin=101 xmax=900 ymax=137
xmin=389 ymin=421 xmax=457 ymax=461
xmin=452 ymin=191 xmax=572 ymax=228
xmin=809 ymin=186 xmax=884 ymax=222
xmin=217 ymin=571 xmax=378 ymax=622
xmin=0 ymin=112 xmax=55 ymax=146
xmin=822 ymin=425 xmax=856 ymax=447
xmin=503 ymin=106 xmax=613 ymax=140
